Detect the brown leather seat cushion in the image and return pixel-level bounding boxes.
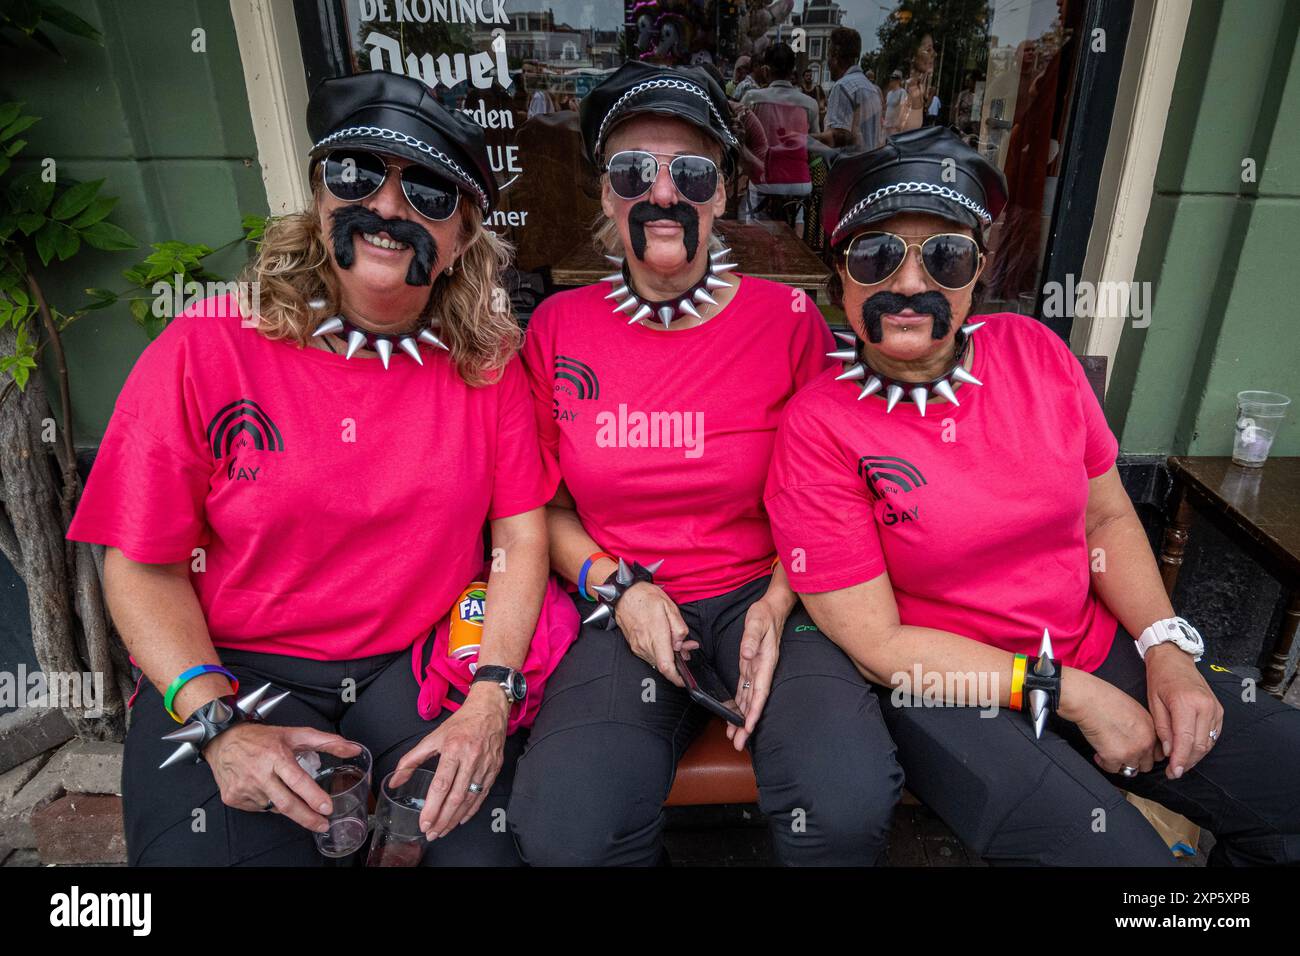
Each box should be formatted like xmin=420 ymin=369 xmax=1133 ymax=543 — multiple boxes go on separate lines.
xmin=665 ymin=717 xmax=758 ymax=807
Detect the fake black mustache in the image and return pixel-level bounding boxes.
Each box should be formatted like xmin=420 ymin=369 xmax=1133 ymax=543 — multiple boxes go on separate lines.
xmin=329 ymin=205 xmax=439 ymax=286
xmin=627 ymin=201 xmax=700 ymax=262
xmin=860 ymin=291 xmax=954 ymax=343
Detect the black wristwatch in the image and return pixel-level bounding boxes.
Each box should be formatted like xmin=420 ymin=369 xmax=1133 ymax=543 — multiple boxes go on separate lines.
xmin=472 ymin=665 xmax=526 ymax=704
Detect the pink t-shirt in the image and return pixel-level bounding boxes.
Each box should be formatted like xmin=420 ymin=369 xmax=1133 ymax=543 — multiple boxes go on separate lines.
xmin=521 ymin=275 xmax=835 ymax=604
xmin=67 ymin=294 xmax=554 ymax=661
xmin=764 ymin=312 xmax=1120 ymax=672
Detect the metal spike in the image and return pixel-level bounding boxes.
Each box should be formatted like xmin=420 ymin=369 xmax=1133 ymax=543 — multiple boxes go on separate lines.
xmin=709 ymin=246 xmax=732 ymax=260
xmin=616 ymin=558 xmax=634 ymax=586
xmin=678 ymin=299 xmax=701 ymax=320
xmin=604 ymin=284 xmax=629 ymax=300
xmin=312 ymin=316 xmax=344 ymax=338
xmin=614 ymin=295 xmax=640 ymax=315
xmin=644 ymin=559 xmax=664 ymax=576
xmin=418 ymin=329 xmax=450 ymax=351
xmin=1035 ymin=628 xmax=1055 ymax=675
xmin=161 ymin=722 xmax=209 ymax=745
xmin=709 ymin=261 xmax=737 ymax=274
xmin=582 ymin=602 xmax=613 ymax=628
xmin=703 ymin=275 xmax=731 ymax=291
xmin=1029 ymin=689 xmax=1049 ymax=738
xmin=398 ymin=336 xmax=424 ymax=366
xmin=958 ymin=321 xmax=986 ymax=336
xmin=591 ymin=583 xmax=619 ymax=601
xmin=826 ymin=348 xmax=858 ymax=362
xmin=833 ymin=330 xmax=857 ymax=344
xmin=885 ymin=384 xmax=905 ymax=413
xmin=235 ymin=683 xmax=273 ymax=716
xmin=598 ymin=272 xmax=624 ymax=284
xmin=658 ymin=305 xmax=675 ymax=329
xmin=911 ymin=386 xmax=928 ymax=417
xmin=932 ymin=378 xmax=961 ymax=406
xmin=950 ymin=365 xmax=983 ymax=387
xmin=307 ymin=297 xmax=329 ymax=311
xmin=375 ymin=338 xmax=393 ymax=369
xmin=693 ymin=288 xmax=718 ymax=307
xmin=604 ymin=254 xmax=624 ymax=266
xmin=345 ymin=329 xmax=368 ymax=359
xmin=836 ymin=362 xmax=866 ymax=382
xmin=858 ymin=375 xmax=884 ymax=400
xmin=628 ymin=303 xmax=653 ymax=325
xmin=159 ymin=742 xmax=199 ymax=769
xmin=255 ymin=690 xmax=291 ymax=719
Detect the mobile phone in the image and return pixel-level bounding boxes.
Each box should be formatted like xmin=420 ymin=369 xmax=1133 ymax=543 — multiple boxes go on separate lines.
xmin=675 ymin=651 xmax=745 ymax=727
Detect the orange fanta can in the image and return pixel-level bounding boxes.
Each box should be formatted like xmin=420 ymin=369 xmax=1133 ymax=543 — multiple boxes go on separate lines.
xmin=449 ymin=581 xmax=487 ymax=663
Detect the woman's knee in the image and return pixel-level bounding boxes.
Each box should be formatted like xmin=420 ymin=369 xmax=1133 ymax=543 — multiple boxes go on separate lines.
xmin=507 ymin=725 xmax=672 ymax=866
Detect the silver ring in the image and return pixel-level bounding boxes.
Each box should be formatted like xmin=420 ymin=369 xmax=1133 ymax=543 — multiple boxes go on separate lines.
xmin=742 ymin=680 xmax=752 ymax=690
xmin=264 ymin=801 xmax=276 ymax=812
xmin=1120 ymin=765 xmax=1139 ymax=778
xmin=468 ymin=782 xmax=484 ymax=794
xmin=1209 ymin=728 xmax=1220 ymax=742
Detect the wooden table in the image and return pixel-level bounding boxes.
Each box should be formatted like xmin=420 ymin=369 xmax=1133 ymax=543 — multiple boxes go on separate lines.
xmin=549 ymin=219 xmax=830 ymax=295
xmin=1158 ymin=456 xmax=1300 ymax=696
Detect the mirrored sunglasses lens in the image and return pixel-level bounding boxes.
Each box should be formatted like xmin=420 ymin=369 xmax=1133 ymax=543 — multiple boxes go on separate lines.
xmin=324 ymin=150 xmax=386 ymax=201
xmin=669 ymin=156 xmax=718 ymax=203
xmin=608 ymin=151 xmax=656 ymax=200
xmin=846 ymin=234 xmax=906 ymax=285
xmin=922 ymin=235 xmax=980 ymax=288
xmin=401 ymin=169 xmax=460 ymax=221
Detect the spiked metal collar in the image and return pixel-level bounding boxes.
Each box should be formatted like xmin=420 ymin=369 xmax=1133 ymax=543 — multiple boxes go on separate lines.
xmin=830 ymin=321 xmax=985 ymax=416
xmin=600 ymin=247 xmax=737 ymax=329
xmin=311 ymin=314 xmax=449 ymax=369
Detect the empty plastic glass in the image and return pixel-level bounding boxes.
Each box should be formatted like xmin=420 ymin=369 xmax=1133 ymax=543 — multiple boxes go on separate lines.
xmin=1232 ymin=391 xmax=1291 ymax=467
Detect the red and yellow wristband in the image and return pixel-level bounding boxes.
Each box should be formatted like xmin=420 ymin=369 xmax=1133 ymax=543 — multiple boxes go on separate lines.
xmin=1009 ymin=653 xmax=1028 ymax=711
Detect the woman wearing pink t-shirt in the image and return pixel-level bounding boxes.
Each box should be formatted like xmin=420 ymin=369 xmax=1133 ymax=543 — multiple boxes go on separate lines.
xmin=766 ymin=127 xmax=1300 ymax=865
xmin=67 ymin=73 xmax=553 ymax=866
xmin=507 ymin=62 xmax=902 ymax=866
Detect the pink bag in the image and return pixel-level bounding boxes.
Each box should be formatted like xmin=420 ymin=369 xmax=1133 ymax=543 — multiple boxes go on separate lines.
xmin=410 ymin=569 xmax=580 ymax=733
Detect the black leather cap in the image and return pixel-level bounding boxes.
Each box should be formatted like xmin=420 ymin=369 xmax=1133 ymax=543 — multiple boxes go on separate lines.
xmin=306 ymin=71 xmax=497 ymax=213
xmin=579 ymin=61 xmax=739 ymax=173
xmin=824 ymin=127 xmax=1008 ymax=248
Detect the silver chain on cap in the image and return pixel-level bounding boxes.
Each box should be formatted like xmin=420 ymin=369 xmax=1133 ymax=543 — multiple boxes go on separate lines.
xmin=833 ymin=180 xmax=992 ymax=240
xmin=595 ymin=77 xmax=740 ymax=162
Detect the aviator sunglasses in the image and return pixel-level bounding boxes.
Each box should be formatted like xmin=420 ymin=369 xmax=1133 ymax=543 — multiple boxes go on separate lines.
xmin=322 ymin=149 xmax=461 ymax=222
xmin=844 ymin=231 xmax=984 ymax=290
xmin=605 ymin=149 xmax=720 ymax=205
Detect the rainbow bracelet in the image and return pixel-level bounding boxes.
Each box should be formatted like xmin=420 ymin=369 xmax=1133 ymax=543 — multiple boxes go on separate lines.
xmin=1009 ymin=654 xmax=1028 ymax=711
xmin=163 ymin=665 xmax=239 ymax=723
xmin=578 ymin=551 xmax=617 ymax=601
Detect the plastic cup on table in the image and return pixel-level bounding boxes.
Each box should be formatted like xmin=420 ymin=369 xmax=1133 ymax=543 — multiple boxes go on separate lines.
xmin=365 ymin=768 xmax=436 ymax=868
xmin=1232 ymin=391 xmax=1291 ymax=467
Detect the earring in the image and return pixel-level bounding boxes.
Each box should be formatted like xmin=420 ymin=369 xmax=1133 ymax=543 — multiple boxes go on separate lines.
xmin=445 ymin=261 xmax=455 ymax=276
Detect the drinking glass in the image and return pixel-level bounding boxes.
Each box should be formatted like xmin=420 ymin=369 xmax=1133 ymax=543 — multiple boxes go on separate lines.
xmin=365 ymin=768 xmax=435 ymax=868
xmin=310 ymin=743 xmax=372 ymax=859
xmin=1232 ymin=391 xmax=1291 ymax=467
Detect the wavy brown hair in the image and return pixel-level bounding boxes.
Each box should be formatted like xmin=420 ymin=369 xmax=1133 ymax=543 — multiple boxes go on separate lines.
xmin=238 ymin=173 xmax=519 ymax=386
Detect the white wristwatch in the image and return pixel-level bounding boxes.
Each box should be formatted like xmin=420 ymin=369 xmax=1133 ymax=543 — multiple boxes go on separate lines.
xmin=1135 ymin=617 xmax=1204 ymax=662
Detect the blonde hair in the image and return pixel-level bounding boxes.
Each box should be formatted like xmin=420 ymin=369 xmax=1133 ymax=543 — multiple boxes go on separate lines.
xmin=239 ymin=175 xmax=519 ymax=386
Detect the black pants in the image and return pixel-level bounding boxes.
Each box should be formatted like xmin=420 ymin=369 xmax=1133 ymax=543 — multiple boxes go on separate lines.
xmin=508 ymin=575 xmax=903 ymax=865
xmin=122 ymin=647 xmax=526 ymax=866
xmin=877 ymin=627 xmax=1300 ymax=865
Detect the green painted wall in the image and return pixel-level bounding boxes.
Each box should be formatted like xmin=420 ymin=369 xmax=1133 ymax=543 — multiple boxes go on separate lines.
xmin=4 ymin=0 xmax=269 ymax=444
xmin=1108 ymin=0 xmax=1300 ymax=456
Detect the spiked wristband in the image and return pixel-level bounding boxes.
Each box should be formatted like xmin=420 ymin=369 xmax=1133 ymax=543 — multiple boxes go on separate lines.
xmin=582 ymin=557 xmax=664 ymax=630
xmin=1023 ymin=661 xmax=1060 ymax=714
xmin=1025 ymin=629 xmax=1059 ymax=739
xmin=158 ymin=683 xmax=291 ymax=769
